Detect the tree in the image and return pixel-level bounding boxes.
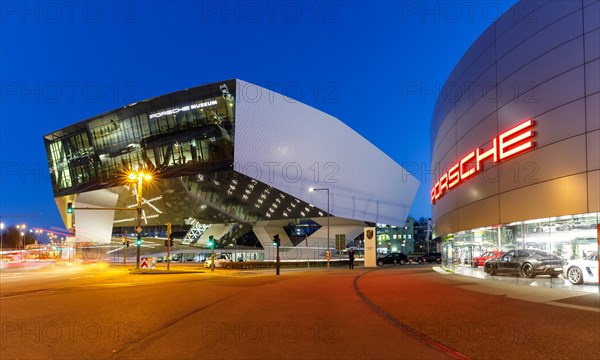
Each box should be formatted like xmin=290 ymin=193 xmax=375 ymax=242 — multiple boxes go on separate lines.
xmin=0 ymin=226 xmax=38 ymax=250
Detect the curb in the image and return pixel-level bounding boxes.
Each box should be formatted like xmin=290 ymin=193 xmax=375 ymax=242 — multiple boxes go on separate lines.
xmin=129 ymin=269 xmax=204 ymax=274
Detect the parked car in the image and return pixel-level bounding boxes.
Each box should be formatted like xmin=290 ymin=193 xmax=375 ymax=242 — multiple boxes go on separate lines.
xmin=417 ymin=252 xmax=442 ymax=264
xmin=377 ymin=252 xmax=409 ymax=266
xmin=483 ymin=249 xmax=563 ymax=278
xmin=407 ymin=255 xmax=421 ymax=264
xmin=563 ymin=252 xmax=599 ymax=285
xmin=204 ymin=254 xmax=232 ymax=268
xmin=530 ymin=223 xmax=553 ymax=233
xmin=555 ymin=223 xmax=573 ymax=231
xmin=570 ymin=221 xmax=595 ymax=230
xmin=472 ymin=251 xmax=504 ymax=268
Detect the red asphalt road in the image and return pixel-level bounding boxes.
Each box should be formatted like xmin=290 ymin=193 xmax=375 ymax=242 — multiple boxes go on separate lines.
xmin=357 ymin=268 xmax=600 ymax=359
xmin=112 ymin=268 xmax=454 ymax=360
xmin=1 ymin=264 xmax=599 ymax=360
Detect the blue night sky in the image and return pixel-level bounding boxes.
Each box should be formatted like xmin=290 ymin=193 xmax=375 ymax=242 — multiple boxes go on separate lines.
xmin=0 ymin=1 xmax=517 ymax=231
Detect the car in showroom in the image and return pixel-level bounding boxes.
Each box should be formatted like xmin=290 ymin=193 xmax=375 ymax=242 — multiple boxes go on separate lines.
xmin=555 ymin=223 xmax=573 ymax=231
xmin=554 ymin=221 xmax=595 ymax=231
xmin=471 ymin=250 xmax=504 ymax=268
xmin=483 ymin=249 xmax=563 ymax=278
xmin=569 ymin=221 xmax=597 ymax=230
xmin=204 ymin=254 xmax=232 ymax=268
xmin=377 ymin=252 xmax=409 ymax=266
xmin=563 ymin=252 xmax=599 ymax=285
xmin=529 ymin=223 xmax=553 ymax=233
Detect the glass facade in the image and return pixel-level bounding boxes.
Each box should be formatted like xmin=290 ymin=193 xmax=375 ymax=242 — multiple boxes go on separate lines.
xmin=442 ymin=212 xmax=599 ymax=276
xmin=44 ymin=81 xmax=236 ymax=197
xmin=44 ymin=80 xmax=330 ymax=243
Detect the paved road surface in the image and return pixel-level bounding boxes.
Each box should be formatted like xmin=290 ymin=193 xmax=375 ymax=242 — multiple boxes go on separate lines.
xmin=1 ymin=263 xmax=598 ymax=359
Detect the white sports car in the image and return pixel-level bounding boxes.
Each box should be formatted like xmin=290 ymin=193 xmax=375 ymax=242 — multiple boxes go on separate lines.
xmin=563 ymin=252 xmax=599 ymax=285
xmin=204 ymin=254 xmax=231 ymax=268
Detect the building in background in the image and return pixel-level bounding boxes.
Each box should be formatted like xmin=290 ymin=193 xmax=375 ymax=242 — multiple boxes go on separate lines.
xmin=430 ymin=1 xmax=599 ymax=276
xmin=44 ymin=79 xmax=420 ymax=257
xmin=374 ymin=219 xmax=415 ymax=255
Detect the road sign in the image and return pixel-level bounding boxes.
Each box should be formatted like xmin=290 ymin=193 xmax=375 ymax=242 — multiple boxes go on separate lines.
xmin=140 ymin=257 xmax=149 ymax=269
xmin=135 ymin=226 xmax=143 ymax=234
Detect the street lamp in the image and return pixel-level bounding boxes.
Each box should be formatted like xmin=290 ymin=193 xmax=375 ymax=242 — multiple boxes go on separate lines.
xmin=16 ymin=224 xmax=26 ymax=250
xmin=127 ymin=168 xmax=153 ymax=269
xmin=310 ymin=187 xmax=330 ymax=270
xmin=0 ymin=222 xmax=4 ymax=253
xmin=0 ymin=222 xmax=4 ymax=260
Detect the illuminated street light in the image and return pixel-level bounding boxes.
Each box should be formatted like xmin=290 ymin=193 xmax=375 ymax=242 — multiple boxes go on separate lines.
xmin=0 ymin=222 xmax=4 ymax=260
xmin=309 ymin=187 xmax=330 ymax=270
xmin=127 ymin=168 xmax=153 ymax=269
xmin=16 ymin=224 xmax=26 ymax=250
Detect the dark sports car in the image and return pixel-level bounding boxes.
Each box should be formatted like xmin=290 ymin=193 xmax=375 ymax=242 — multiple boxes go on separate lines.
xmin=483 ymin=249 xmax=563 ymax=278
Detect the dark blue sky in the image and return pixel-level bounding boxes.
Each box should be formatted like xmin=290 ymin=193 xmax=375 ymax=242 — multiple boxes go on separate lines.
xmin=0 ymin=1 xmax=517 ymax=230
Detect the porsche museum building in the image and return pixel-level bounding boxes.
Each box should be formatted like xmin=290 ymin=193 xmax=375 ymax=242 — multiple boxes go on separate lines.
xmin=430 ymin=1 xmax=600 ymax=283
xmin=44 ymin=79 xmax=419 ymax=258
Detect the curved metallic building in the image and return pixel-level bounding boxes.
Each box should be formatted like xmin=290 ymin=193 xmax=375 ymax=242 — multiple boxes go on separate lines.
xmin=45 ymin=79 xmax=419 ymax=251
xmin=430 ymin=1 xmax=599 ymax=269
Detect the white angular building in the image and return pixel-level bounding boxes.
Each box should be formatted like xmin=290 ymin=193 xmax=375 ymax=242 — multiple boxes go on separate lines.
xmin=45 ymin=79 xmax=419 ymax=254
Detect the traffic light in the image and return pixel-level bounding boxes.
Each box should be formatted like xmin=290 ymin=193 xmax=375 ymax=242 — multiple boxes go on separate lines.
xmin=67 ymin=202 xmax=73 ymax=214
xmin=127 ymin=240 xmax=130 ymax=247
xmin=136 ymin=235 xmax=142 ymax=246
xmin=170 ymin=238 xmax=174 ymax=247
xmin=273 ymin=234 xmax=280 ymax=247
xmin=208 ymin=235 xmax=215 ymax=248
